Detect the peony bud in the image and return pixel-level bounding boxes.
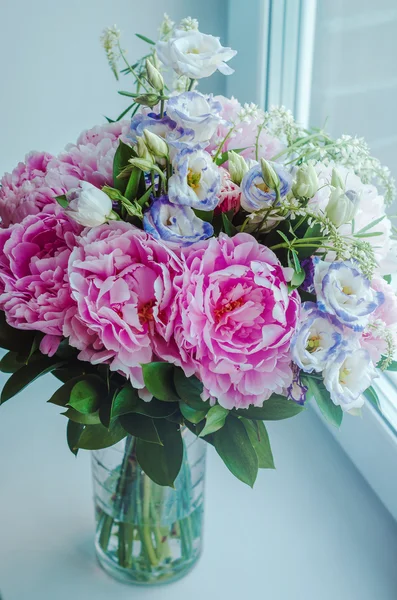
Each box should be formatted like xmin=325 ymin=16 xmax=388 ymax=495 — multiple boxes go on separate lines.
xmin=331 ymin=168 xmax=345 ymax=190
xmin=292 ymin=163 xmax=318 ymax=199
xmin=145 ymin=58 xmax=164 ymax=91
xmin=136 ymin=137 xmax=153 ymax=162
xmin=143 ymin=129 xmax=169 ymax=159
xmin=326 ymin=187 xmax=359 ymax=227
xmin=260 ymin=158 xmax=280 ymax=191
xmin=135 ymin=93 xmax=160 ymax=107
xmin=228 ymin=151 xmax=248 ymax=185
xmin=65 ymin=182 xmax=117 ymax=227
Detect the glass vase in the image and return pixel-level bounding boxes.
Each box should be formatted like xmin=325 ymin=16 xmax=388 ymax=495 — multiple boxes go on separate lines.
xmin=91 ymin=428 xmax=206 ymax=585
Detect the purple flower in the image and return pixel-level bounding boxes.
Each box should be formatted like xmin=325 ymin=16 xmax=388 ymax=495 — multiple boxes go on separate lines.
xmin=129 ymin=112 xmax=194 ymax=148
xmin=143 ymin=196 xmax=213 ymax=246
xmin=166 ymin=92 xmax=223 ymax=143
xmin=314 ymin=261 xmax=384 ymax=331
xmin=240 ymin=162 xmax=292 ymax=212
xmin=287 ymin=366 xmax=308 ymax=405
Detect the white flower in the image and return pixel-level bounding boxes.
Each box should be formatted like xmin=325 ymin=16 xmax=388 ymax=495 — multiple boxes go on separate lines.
xmin=314 ymin=260 xmax=384 ymax=331
xmin=65 ymin=182 xmax=115 ymax=227
xmin=179 ymin=17 xmax=199 ymax=32
xmin=166 ymin=91 xmax=223 ymax=143
xmin=325 ymin=187 xmax=359 ymax=227
xmin=291 ymin=303 xmax=343 ymax=373
xmin=168 ymin=148 xmax=221 ymax=211
xmin=292 ymin=163 xmax=318 ymax=199
xmin=156 ymin=29 xmax=236 ymax=79
xmin=323 ymin=343 xmax=377 ymax=411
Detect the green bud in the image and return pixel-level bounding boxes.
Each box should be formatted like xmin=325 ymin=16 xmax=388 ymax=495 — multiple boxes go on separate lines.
xmin=292 ymin=163 xmax=318 ymax=199
xmin=331 ymin=168 xmax=345 ymax=190
xmin=228 ymin=151 xmax=248 ymax=185
xmin=145 ymin=58 xmax=164 ymax=92
xmin=147 ymin=52 xmax=161 ymax=71
xmin=143 ymin=129 xmax=169 ymax=159
xmin=326 ymin=187 xmax=359 ymax=227
xmin=260 ymin=158 xmax=279 ymax=191
xmin=136 ymin=137 xmax=153 ymax=162
xmin=128 ymin=157 xmax=154 ymax=171
xmin=135 ymin=93 xmax=160 ymax=107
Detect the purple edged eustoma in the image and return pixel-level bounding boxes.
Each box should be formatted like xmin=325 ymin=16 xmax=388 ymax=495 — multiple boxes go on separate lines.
xmin=143 ymin=195 xmax=213 ymax=246
xmin=166 ymin=92 xmax=223 ymax=143
xmin=240 ymin=161 xmax=292 ymax=212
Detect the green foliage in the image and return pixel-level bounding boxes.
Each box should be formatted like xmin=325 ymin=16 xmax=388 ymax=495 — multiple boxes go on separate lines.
xmin=0 ymin=312 xmax=36 ymax=353
xmin=199 ymin=405 xmax=228 ymax=437
xmin=0 ymin=351 xmax=26 ymax=373
xmin=67 ymin=420 xmax=84 ymax=456
xmin=241 ymin=419 xmax=275 ymax=469
xmin=68 ymin=375 xmax=106 ymax=415
xmin=221 ymin=212 xmax=238 ymax=236
xmin=194 ymin=209 xmax=214 ymax=223
xmin=76 ymin=420 xmax=127 ymax=451
xmin=303 ymin=374 xmax=343 ymax=428
xmin=136 ymin=420 xmax=183 ymax=487
xmin=213 ymin=416 xmax=258 ymax=487
xmin=111 ymin=385 xmax=139 ymax=419
xmin=142 ymin=362 xmax=179 ymax=401
xmin=55 ymin=194 xmax=68 ymax=208
xmin=119 ymin=413 xmax=162 ymax=444
xmin=135 ymin=33 xmax=155 ymax=45
xmin=363 ymin=386 xmax=381 ymax=411
xmin=173 ymin=369 xmax=208 ymax=411
xmin=1 ymin=357 xmax=64 ymax=404
xmin=113 ymin=140 xmax=136 ymax=193
xmin=62 ymin=408 xmax=101 ymax=425
xmin=180 ymin=402 xmax=207 ymax=424
xmin=235 ymin=394 xmax=305 ymax=420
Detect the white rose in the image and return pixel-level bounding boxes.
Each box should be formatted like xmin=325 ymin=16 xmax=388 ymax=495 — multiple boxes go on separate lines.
xmin=65 ymin=182 xmax=115 ymax=227
xmin=156 ymin=29 xmax=236 ymax=79
xmin=323 ymin=343 xmax=377 ymax=412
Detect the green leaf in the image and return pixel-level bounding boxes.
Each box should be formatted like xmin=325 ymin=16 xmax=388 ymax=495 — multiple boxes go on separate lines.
xmin=111 ymin=385 xmax=139 ymax=420
xmin=119 ymin=413 xmax=162 ymax=444
xmin=135 ymin=33 xmax=155 ymax=45
xmin=296 ymin=222 xmax=323 ymax=259
xmin=136 ymin=184 xmax=154 ymax=207
xmin=115 ymin=102 xmax=137 ymax=122
xmin=1 ymin=358 xmax=64 ymax=404
xmin=213 ymin=416 xmax=258 ymax=487
xmin=136 ymin=420 xmax=183 ymax=487
xmin=0 ymin=312 xmax=35 ymax=353
xmin=48 ymin=375 xmax=91 ymax=407
xmin=113 ymin=140 xmax=136 ymax=193
xmin=76 ymin=421 xmax=127 ymax=450
xmin=124 ymin=168 xmax=141 ymax=201
xmin=363 ymin=386 xmax=381 ymax=411
xmin=384 ymin=274 xmax=392 ymax=284
xmin=173 ymin=368 xmax=209 ymax=411
xmin=180 ymin=402 xmax=207 ymax=424
xmin=234 ymin=394 xmax=305 ymax=420
xmin=68 ymin=375 xmax=105 ymax=415
xmin=133 ymin=398 xmax=177 ymax=419
xmin=355 ymin=215 xmax=385 ymax=236
xmin=194 ymin=209 xmax=214 ymax=223
xmin=241 ymin=419 xmax=275 ymax=469
xmin=62 ymin=408 xmax=101 ymax=425
xmin=118 ymin=90 xmax=140 ymax=98
xmin=55 ymin=194 xmax=68 ymax=208
xmin=67 ymin=420 xmax=84 ymax=456
xmin=222 ymin=212 xmax=238 ymax=236
xmin=385 ymin=359 xmax=397 ymax=371
xmin=142 ymin=362 xmax=179 ymax=401
xmin=199 ymin=404 xmax=228 ymax=437
xmin=303 ymin=375 xmax=342 ymax=428
xmin=214 ymin=147 xmax=247 ymax=166
xmin=0 ymin=351 xmax=25 ymax=373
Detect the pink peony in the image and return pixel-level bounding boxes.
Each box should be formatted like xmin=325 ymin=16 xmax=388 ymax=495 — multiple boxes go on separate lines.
xmin=360 ymin=277 xmax=397 ymax=362
xmin=0 ymin=152 xmax=67 ymax=227
xmin=214 ymin=168 xmax=241 ymax=215
xmin=64 ymin=222 xmax=183 ymax=392
xmin=175 ymin=233 xmax=300 ymax=409
xmin=53 ymin=121 xmax=130 ymax=190
xmin=0 ymin=207 xmax=81 ymax=354
xmin=206 ymin=96 xmax=285 ymax=162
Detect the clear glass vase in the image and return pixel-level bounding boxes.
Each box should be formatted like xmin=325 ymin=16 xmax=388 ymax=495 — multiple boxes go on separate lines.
xmin=91 ymin=428 xmax=206 ymax=585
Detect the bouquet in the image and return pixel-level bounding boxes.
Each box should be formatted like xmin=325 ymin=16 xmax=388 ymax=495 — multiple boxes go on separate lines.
xmin=1 ymin=13 xmax=396 ymax=585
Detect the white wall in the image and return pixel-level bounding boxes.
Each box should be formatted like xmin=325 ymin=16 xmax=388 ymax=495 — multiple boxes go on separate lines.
xmin=0 ymin=0 xmax=228 ymax=174
xmin=310 ymin=0 xmax=397 ymax=180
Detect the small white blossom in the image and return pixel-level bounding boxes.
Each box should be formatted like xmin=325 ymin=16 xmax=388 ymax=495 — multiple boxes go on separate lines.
xmin=158 ymin=13 xmax=175 ymax=41
xmin=179 ymin=17 xmax=199 ymax=31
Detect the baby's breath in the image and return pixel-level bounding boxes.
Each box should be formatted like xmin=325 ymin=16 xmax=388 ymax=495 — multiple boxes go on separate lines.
xmin=159 ymin=13 xmax=175 ymax=40
xmin=179 ymin=16 xmax=199 ymax=31
xmin=100 ymin=26 xmax=121 ymax=80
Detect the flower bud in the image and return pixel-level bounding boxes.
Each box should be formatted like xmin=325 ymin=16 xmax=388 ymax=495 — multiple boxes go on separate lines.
xmin=143 ymin=129 xmax=169 ymax=159
xmin=326 ymin=187 xmax=359 ymax=227
xmin=292 ymin=163 xmax=318 ymax=199
xmin=136 ymin=137 xmax=153 ymax=162
xmin=129 ymin=157 xmax=155 ymax=171
xmin=145 ymin=58 xmax=164 ymax=91
xmin=148 ymin=52 xmax=161 ymax=70
xmin=65 ymin=181 xmax=116 ymax=227
xmin=135 ymin=93 xmax=160 ymax=107
xmin=260 ymin=158 xmax=280 ymax=191
xmin=228 ymin=151 xmax=248 ymax=185
xmin=331 ymin=168 xmax=345 ymax=190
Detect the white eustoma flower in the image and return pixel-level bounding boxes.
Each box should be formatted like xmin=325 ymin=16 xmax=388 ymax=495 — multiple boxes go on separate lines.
xmin=156 ymin=29 xmax=236 ymax=79
xmin=314 ymin=260 xmax=384 ymax=331
xmin=166 ymin=92 xmax=223 ymax=143
xmin=291 ymin=302 xmax=343 ymax=373
xmin=323 ymin=343 xmax=377 ymax=411
xmin=65 ymin=182 xmax=115 ymax=227
xmin=168 ymin=148 xmax=221 ymax=211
